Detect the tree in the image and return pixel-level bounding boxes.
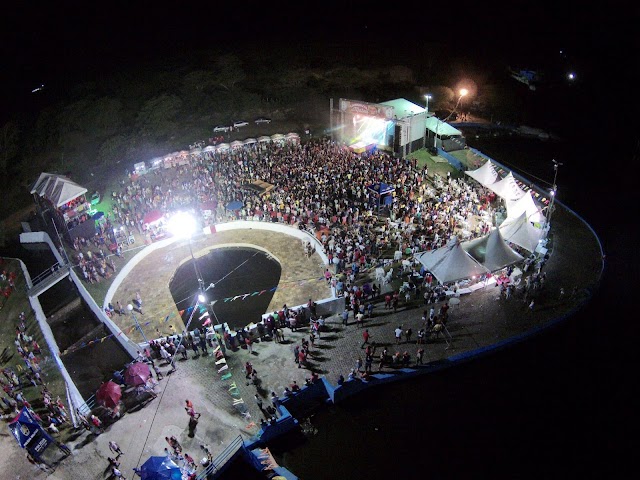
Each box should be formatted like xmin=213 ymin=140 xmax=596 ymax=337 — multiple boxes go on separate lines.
xmin=215 ymin=55 xmax=246 ymax=91
xmin=0 ymin=122 xmax=20 ymax=184
xmin=99 ymin=135 xmax=128 ymax=166
xmin=135 ymin=94 xmax=183 ymax=138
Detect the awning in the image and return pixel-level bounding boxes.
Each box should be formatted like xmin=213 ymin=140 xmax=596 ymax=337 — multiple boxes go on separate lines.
xmin=426 ymin=117 xmax=462 ymax=137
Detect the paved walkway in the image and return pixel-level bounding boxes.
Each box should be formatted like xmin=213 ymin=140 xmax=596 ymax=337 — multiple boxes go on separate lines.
xmin=9 ymin=198 xmax=602 ymax=480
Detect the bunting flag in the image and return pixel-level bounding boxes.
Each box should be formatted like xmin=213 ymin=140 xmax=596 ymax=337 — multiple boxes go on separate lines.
xmin=199 ymin=312 xmax=210 ymax=320
xmin=179 ymin=310 xmax=185 ymax=316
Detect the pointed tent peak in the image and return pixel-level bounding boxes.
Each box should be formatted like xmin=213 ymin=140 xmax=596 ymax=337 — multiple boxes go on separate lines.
xmin=465 ymin=159 xmax=499 ymax=188
xmin=30 ymin=172 xmax=87 ymax=207
xmin=416 ymin=236 xmax=489 ymax=284
xmin=447 ymin=235 xmax=461 ymax=247
xmin=488 ymin=171 xmax=527 ymax=201
xmin=499 ymin=212 xmax=543 ymax=253
xmin=505 ymin=190 xmax=544 ymax=224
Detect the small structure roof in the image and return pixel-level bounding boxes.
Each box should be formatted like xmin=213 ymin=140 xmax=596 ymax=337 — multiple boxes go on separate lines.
xmin=30 ymin=173 xmax=88 ymax=208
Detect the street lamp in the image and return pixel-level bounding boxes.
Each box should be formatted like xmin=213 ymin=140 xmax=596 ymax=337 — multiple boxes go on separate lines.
xmin=169 ymin=293 xmax=206 ymax=371
xmin=424 ymin=94 xmax=432 ymax=112
xmin=167 ymin=211 xmax=205 ymax=294
xmin=127 ymin=303 xmax=148 ymax=344
xmin=544 ymin=159 xmax=563 ymax=237
xmin=444 ymin=88 xmax=468 ymax=122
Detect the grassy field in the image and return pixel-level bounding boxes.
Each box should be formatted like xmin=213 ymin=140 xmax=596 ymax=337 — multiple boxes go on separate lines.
xmin=0 ymin=258 xmax=73 ymax=442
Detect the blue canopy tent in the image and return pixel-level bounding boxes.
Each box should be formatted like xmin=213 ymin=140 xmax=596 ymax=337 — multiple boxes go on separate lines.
xmin=225 ymin=200 xmax=243 ymax=211
xmin=367 ymin=183 xmax=395 ymax=211
xmin=139 ymin=455 xmax=183 ymax=480
xmin=8 ymin=407 xmax=55 ymax=460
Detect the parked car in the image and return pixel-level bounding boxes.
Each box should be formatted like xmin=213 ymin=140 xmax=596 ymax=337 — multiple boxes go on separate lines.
xmin=254 ymin=117 xmax=272 ymax=124
xmin=213 ymin=125 xmax=230 ymax=133
xmin=233 ymin=120 xmax=249 ymax=128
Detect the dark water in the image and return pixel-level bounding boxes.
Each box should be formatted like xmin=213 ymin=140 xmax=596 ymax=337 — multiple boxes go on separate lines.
xmin=169 ymin=247 xmax=282 ymax=331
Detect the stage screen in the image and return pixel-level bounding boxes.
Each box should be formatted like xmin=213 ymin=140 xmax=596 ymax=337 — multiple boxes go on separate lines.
xmin=338 ymin=99 xmax=395 ymax=149
xmin=345 ymin=114 xmax=395 ymax=148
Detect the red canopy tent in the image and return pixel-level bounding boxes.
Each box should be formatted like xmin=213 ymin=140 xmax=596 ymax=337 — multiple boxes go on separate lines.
xmin=143 ymin=210 xmax=164 ymax=225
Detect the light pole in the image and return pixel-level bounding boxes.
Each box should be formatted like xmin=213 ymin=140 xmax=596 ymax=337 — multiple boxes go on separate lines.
xmin=127 ymin=303 xmax=148 ymax=344
xmin=169 ymin=294 xmax=206 ymax=371
xmin=444 ymin=88 xmax=468 ymax=122
xmin=187 ymin=235 xmax=205 ymax=294
xmin=167 ymin=211 xmax=206 ymax=294
xmin=544 ymin=159 xmax=563 ymax=237
xmin=424 ymin=94 xmax=432 ymax=150
xmin=424 ymin=94 xmax=432 ymax=112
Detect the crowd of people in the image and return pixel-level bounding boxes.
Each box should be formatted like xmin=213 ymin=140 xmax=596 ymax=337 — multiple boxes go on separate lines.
xmin=88 ymin=138 xmax=503 ymax=289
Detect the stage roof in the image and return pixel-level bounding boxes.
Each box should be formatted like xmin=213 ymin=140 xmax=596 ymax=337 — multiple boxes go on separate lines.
xmin=381 ymin=98 xmax=425 ymax=119
xmin=426 ymin=117 xmax=463 ymax=137
xmin=30 ymin=172 xmax=88 ymax=208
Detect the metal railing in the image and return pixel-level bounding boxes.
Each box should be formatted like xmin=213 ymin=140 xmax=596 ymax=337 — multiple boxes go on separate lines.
xmin=196 ymin=435 xmax=244 ymax=479
xmin=29 ymin=261 xmax=68 ymax=287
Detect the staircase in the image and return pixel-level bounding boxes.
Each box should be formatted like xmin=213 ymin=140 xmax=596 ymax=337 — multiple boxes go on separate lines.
xmin=27 ymin=263 xmax=71 ymax=297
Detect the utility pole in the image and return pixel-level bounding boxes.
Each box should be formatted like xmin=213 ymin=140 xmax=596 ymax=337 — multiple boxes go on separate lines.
xmin=544 ymin=159 xmax=563 ymax=238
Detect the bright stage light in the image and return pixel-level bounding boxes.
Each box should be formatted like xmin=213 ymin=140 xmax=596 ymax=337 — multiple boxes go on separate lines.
xmin=167 ymin=211 xmax=197 ymax=239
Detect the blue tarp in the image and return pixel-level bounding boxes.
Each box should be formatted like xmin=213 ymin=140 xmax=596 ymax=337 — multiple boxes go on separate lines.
xmin=225 ymin=200 xmax=243 ymax=211
xmin=139 ymin=455 xmax=183 ymax=480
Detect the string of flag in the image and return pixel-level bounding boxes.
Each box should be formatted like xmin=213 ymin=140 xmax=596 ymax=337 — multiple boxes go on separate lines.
xmin=59 ymin=261 xmax=387 ymax=357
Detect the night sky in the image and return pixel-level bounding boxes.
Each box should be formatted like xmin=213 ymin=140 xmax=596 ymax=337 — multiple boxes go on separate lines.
xmin=1 ymin=1 xmax=636 ymax=477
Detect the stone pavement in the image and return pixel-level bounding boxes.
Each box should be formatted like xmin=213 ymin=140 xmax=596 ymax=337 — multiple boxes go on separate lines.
xmin=22 ymin=200 xmax=602 ymax=480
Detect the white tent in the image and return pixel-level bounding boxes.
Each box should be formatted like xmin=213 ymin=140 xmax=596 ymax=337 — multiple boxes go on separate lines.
xmin=465 ymin=160 xmax=499 ymax=188
xmin=487 ymin=172 xmax=527 ymax=201
xmin=499 ymin=212 xmax=544 ymax=253
xmin=415 ymin=237 xmax=489 ymax=284
xmin=257 ymin=136 xmax=271 ymax=143
xmin=505 ymin=190 xmax=545 ymax=225
xmin=243 ymin=138 xmax=257 ymax=145
xmin=30 ymin=173 xmax=87 ymax=208
xmin=462 ymin=227 xmax=524 ymax=272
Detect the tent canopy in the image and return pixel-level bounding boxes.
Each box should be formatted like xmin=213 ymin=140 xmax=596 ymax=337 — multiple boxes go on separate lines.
xmin=465 ymin=160 xmax=499 ymax=188
xmin=487 ymin=172 xmax=527 ymax=201
xmin=505 ymin=190 xmax=545 ymax=224
xmin=462 ymin=228 xmax=524 ymax=272
xmin=9 ymin=407 xmax=54 ymax=455
xmin=499 ymin=212 xmax=544 ymax=252
xmin=241 ymin=180 xmax=275 ymax=195
xmin=30 ymin=173 xmax=88 ymax=208
xmin=139 ymin=455 xmax=183 ymax=480
xmin=415 ymin=237 xmax=489 ymax=284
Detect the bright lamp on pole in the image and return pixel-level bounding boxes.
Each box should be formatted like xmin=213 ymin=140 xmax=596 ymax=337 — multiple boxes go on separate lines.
xmin=167 ymin=211 xmax=205 ymax=293
xmin=127 ymin=303 xmax=148 ymax=343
